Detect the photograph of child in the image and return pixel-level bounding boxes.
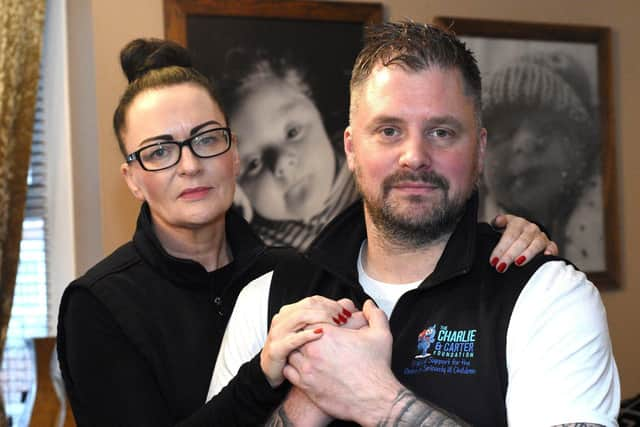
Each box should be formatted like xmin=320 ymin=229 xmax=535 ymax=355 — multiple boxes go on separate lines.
xmin=186 ymin=16 xmax=364 ymax=249
xmin=462 ymin=36 xmax=605 ymax=271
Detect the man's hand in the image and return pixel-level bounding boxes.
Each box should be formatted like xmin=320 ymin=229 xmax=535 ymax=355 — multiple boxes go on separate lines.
xmin=283 ymin=301 xmax=468 ymax=426
xmin=490 ymin=214 xmax=559 ymax=273
xmin=260 ymin=296 xmax=358 ymax=388
xmin=283 ymin=300 xmax=400 ymax=425
xmin=264 ymin=298 xmax=368 ymax=426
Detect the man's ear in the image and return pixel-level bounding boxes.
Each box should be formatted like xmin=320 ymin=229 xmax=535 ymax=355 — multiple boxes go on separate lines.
xmin=344 ymin=126 xmax=356 ymax=172
xmin=121 ymin=162 xmax=145 ymax=201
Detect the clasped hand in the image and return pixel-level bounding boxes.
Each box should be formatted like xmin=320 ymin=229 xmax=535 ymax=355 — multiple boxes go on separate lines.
xmin=261 ymin=296 xmax=400 ymax=426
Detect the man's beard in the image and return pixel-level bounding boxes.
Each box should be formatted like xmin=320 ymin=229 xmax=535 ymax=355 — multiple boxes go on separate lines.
xmin=357 ymin=169 xmax=471 ymax=248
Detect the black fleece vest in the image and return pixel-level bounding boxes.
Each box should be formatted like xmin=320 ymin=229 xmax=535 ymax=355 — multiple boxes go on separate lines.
xmin=57 ymin=204 xmax=292 ymax=424
xmin=268 ymin=197 xmax=560 ymax=426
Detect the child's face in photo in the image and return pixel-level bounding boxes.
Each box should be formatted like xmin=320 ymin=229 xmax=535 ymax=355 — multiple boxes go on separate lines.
xmin=231 ymin=78 xmax=336 ymax=222
xmin=484 ymin=110 xmax=582 ymax=219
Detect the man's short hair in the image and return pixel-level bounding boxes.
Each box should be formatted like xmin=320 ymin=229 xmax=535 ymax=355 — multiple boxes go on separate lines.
xmin=349 ymin=21 xmax=483 ymax=125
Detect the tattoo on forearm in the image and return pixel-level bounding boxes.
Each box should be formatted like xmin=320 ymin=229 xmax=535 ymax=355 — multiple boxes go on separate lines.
xmin=393 ymin=389 xmax=418 ymax=423
xmin=264 ymin=404 xmax=294 ymax=427
xmin=377 ymin=388 xmax=469 ymax=427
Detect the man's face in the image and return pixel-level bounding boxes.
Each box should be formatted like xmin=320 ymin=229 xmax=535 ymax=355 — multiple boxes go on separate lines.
xmin=345 ymin=65 xmax=486 ymax=245
xmin=232 ymin=79 xmax=336 ymax=222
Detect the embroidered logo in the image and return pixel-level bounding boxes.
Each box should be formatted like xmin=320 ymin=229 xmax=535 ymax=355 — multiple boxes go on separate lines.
xmin=415 ymin=324 xmax=437 ymax=359
xmin=404 ymin=324 xmax=477 ymax=377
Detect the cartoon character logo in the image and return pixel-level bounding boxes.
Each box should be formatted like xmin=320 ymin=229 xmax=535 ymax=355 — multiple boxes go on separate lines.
xmin=415 ymin=324 xmax=437 ymax=359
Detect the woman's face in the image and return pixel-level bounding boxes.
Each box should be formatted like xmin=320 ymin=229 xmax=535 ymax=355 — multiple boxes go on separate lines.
xmin=231 ymin=79 xmax=336 ymax=222
xmin=484 ymin=110 xmax=583 ymax=219
xmin=120 ymin=83 xmax=238 ymax=232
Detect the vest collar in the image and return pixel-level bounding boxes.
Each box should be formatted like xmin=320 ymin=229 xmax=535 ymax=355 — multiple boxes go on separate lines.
xmin=133 ymin=202 xmax=267 ymax=289
xmin=306 ymin=192 xmax=480 ymax=289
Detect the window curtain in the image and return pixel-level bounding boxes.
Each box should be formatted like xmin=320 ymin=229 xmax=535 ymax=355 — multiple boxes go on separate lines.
xmin=0 ymin=0 xmax=46 ymax=423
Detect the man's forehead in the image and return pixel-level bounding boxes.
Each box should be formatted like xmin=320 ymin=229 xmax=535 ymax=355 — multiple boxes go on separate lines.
xmin=357 ymin=66 xmax=464 ymax=105
xmin=355 ymin=64 xmax=475 ymax=106
xmin=348 ymin=66 xmax=482 ymax=135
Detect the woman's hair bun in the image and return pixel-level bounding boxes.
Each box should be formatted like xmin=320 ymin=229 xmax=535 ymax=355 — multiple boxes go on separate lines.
xmin=120 ymin=38 xmax=193 ymax=83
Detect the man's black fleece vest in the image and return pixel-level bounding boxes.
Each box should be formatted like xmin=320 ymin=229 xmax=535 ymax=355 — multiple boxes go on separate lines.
xmin=268 ymin=194 xmax=559 ymax=426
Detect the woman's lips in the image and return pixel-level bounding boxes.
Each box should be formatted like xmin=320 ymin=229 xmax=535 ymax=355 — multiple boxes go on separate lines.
xmin=179 ymin=186 xmax=211 ymax=200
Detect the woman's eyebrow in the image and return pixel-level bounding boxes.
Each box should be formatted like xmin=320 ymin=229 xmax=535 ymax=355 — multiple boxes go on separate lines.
xmin=139 ymin=134 xmax=173 ymax=146
xmin=190 ymin=120 xmax=223 ymax=135
xmin=138 ymin=120 xmax=224 ymax=146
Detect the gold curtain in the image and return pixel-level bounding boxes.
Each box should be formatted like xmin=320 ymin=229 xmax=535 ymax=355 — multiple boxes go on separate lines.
xmin=0 ymin=0 xmax=46 ymax=424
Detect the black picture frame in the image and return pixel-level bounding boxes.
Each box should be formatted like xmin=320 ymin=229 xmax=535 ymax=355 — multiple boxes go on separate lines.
xmin=164 ymin=0 xmax=382 ymax=250
xmin=435 ymin=17 xmax=619 ymax=289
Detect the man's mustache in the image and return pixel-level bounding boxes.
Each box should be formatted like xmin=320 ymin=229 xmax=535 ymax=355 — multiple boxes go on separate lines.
xmin=382 ymin=171 xmax=450 ymax=195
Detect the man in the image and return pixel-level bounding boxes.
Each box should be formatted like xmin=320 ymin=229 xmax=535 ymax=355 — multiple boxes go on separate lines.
xmin=210 ymin=22 xmax=619 ymax=426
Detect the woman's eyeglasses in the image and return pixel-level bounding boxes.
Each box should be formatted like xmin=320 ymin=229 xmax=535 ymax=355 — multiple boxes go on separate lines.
xmin=125 ymin=127 xmax=232 ymax=171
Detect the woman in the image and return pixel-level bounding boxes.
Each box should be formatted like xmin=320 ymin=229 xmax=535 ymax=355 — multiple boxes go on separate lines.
xmin=56 ymin=38 xmax=343 ymax=426
xmin=57 ymin=38 xmax=555 ymax=426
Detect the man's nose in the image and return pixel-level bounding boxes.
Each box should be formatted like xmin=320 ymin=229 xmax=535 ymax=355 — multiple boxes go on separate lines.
xmin=398 ymin=134 xmax=431 ymax=170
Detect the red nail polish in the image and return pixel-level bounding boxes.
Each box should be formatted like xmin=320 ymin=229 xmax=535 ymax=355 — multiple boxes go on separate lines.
xmin=490 ymin=257 xmax=499 ymax=267
xmin=332 ymin=317 xmax=340 ymax=325
xmin=342 ymin=308 xmax=352 ymax=318
xmin=515 ymin=255 xmax=526 ymax=266
xmin=338 ymin=314 xmax=347 ymax=323
xmin=314 ymin=328 xmax=323 ymax=334
xmin=497 ymin=262 xmax=507 ymax=273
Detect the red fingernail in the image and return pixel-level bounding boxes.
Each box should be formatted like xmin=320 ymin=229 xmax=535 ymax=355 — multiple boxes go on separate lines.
xmin=342 ymin=308 xmax=352 ymax=318
xmin=314 ymin=328 xmax=323 ymax=334
xmin=490 ymin=257 xmax=499 ymax=267
xmin=515 ymin=255 xmax=526 ymax=266
xmin=338 ymin=314 xmax=347 ymax=323
xmin=332 ymin=317 xmax=340 ymax=325
xmin=497 ymin=262 xmax=507 ymax=273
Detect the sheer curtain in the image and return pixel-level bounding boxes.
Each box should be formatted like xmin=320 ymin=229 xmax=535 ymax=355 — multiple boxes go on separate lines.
xmin=0 ymin=0 xmax=47 ymax=423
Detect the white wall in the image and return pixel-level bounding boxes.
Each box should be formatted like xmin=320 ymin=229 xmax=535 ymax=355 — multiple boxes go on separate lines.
xmin=44 ymin=0 xmax=76 ymax=334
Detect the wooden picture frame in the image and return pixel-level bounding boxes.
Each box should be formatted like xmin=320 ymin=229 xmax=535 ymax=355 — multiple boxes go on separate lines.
xmin=164 ymin=0 xmax=382 ymax=251
xmin=435 ymin=17 xmax=619 ymax=288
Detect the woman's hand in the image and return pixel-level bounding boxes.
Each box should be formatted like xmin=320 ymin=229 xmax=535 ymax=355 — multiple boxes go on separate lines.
xmin=489 ymin=214 xmax=559 ymax=273
xmin=260 ymin=296 xmax=361 ymax=388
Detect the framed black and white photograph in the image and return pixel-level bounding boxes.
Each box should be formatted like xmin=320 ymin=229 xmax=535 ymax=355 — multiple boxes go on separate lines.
xmin=435 ymin=17 xmax=619 ymax=288
xmin=165 ymin=0 xmax=382 ymax=250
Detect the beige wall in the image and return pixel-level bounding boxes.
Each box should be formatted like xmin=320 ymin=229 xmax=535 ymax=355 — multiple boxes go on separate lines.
xmin=68 ymin=0 xmax=164 ymax=272
xmin=69 ymin=0 xmax=639 ymax=397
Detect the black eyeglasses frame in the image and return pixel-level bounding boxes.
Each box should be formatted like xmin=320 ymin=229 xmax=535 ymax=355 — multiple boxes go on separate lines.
xmin=125 ymin=127 xmax=232 ymax=172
